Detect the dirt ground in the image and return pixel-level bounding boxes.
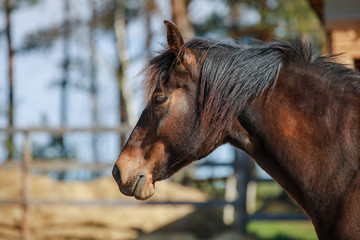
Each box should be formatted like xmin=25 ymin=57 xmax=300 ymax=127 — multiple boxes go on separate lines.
xmin=0 ymin=169 xmax=257 ymax=240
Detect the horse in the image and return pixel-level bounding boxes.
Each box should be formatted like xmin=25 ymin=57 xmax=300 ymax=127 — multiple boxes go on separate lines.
xmin=112 ymin=20 xmax=360 ymax=239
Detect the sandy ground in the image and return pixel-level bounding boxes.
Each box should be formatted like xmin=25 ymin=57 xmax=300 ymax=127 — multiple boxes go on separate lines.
xmin=0 ymin=169 xmax=259 ymax=240
xmin=0 ymin=169 xmax=210 ymax=240
xmin=0 ymin=170 xmax=253 ymax=240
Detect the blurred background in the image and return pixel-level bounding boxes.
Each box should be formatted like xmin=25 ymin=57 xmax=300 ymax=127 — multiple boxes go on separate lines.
xmin=0 ymin=0 xmax=359 ymax=239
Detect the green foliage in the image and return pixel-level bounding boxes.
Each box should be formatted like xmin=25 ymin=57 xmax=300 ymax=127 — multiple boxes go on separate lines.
xmin=20 ymin=26 xmax=64 ymax=52
xmin=19 ymin=0 xmax=143 ymax=52
xmin=0 ymin=0 xmax=42 ymax=11
xmin=194 ymin=13 xmax=228 ymax=36
xmin=248 ymin=221 xmax=317 ymax=240
xmin=255 ymin=182 xmax=303 ymax=213
xmin=195 ymin=179 xmax=227 ymax=199
xmin=32 ymin=136 xmax=77 ymax=160
xmin=193 ymin=0 xmax=326 ymax=50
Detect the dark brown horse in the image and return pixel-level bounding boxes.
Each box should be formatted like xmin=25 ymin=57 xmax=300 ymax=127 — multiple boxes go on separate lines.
xmin=113 ymin=20 xmax=360 ymax=239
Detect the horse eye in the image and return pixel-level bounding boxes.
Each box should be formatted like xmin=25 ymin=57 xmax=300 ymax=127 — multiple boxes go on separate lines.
xmin=154 ymin=95 xmax=168 ymax=105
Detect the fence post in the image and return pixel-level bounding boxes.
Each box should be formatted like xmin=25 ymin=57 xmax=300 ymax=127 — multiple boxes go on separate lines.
xmin=234 ymin=149 xmax=251 ymax=233
xmin=223 ymin=174 xmax=237 ymax=224
xmin=22 ymin=132 xmax=31 ymax=240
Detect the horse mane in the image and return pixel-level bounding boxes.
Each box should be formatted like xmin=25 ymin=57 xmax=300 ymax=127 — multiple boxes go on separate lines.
xmin=143 ymin=38 xmax=360 ymax=138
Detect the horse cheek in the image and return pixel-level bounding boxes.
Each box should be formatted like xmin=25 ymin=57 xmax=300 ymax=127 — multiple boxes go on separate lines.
xmin=159 ymin=90 xmax=190 ymax=140
xmin=168 ymin=90 xmax=191 ymax=141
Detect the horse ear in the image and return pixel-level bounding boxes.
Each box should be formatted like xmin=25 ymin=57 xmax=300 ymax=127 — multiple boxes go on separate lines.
xmin=164 ymin=20 xmax=184 ymax=54
xmin=164 ymin=20 xmax=195 ymax=66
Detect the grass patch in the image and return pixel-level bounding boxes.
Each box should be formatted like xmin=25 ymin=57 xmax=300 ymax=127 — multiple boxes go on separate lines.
xmin=247 ymin=221 xmax=317 ymax=240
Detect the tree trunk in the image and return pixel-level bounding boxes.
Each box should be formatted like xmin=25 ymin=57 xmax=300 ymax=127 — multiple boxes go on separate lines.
xmin=258 ymin=0 xmax=271 ymax=41
xmin=57 ymin=0 xmax=71 ymax=179
xmin=171 ymin=0 xmax=194 ymax=38
xmin=61 ymin=0 xmax=70 ymax=132
xmin=114 ymin=0 xmax=134 ymax=149
xmin=5 ymin=0 xmax=14 ymax=161
xmin=89 ymin=0 xmax=99 ymax=168
xmin=145 ymin=0 xmax=155 ymax=57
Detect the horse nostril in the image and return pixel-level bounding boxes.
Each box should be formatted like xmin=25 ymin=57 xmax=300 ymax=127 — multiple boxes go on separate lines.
xmin=112 ymin=165 xmax=121 ymax=184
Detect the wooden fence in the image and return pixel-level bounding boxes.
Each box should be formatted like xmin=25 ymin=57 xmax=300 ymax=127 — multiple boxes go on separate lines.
xmin=0 ymin=126 xmax=308 ymax=240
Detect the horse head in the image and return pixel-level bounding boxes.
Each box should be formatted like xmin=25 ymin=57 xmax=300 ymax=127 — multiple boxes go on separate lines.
xmin=112 ymin=21 xmax=225 ymax=200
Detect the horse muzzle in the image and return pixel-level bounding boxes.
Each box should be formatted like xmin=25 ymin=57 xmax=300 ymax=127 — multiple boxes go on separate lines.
xmin=112 ymin=164 xmax=155 ymax=200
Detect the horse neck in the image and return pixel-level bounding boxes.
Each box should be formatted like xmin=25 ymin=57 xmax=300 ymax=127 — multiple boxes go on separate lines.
xmin=239 ymin=71 xmax=360 ymax=235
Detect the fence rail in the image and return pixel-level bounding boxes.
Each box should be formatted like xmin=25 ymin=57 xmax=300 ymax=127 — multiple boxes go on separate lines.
xmin=0 ymin=199 xmax=238 ymax=207
xmin=2 ymin=126 xmax=133 ymax=134
xmin=0 ymin=161 xmax=114 ymax=171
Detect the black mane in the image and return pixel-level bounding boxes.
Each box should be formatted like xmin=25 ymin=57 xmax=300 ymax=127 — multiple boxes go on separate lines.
xmin=191 ymin=39 xmax=285 ymax=128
